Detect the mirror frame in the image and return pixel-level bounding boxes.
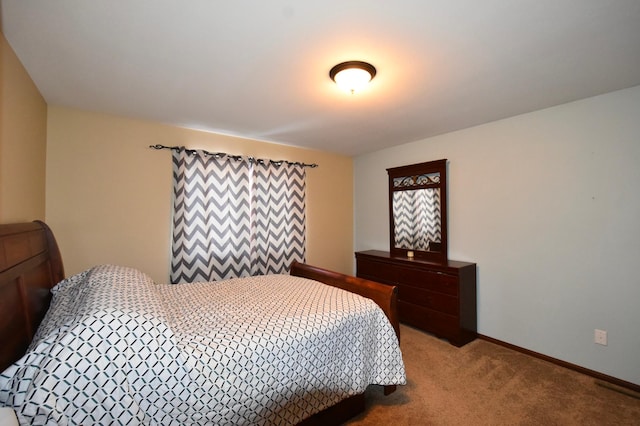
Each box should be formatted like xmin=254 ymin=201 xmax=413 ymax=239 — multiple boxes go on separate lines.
xmin=387 ymin=159 xmax=448 ymax=264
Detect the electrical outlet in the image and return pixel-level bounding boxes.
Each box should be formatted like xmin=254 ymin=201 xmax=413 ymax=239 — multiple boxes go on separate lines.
xmin=594 ymin=329 xmax=608 ymax=346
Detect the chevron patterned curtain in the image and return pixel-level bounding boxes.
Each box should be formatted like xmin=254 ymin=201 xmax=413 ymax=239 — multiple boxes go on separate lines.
xmin=251 ymin=161 xmax=306 ymax=276
xmin=393 ymin=188 xmax=441 ymax=250
xmin=170 ymin=148 xmax=306 ymax=283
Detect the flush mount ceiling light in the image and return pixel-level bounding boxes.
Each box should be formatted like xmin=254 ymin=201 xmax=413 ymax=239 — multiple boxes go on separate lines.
xmin=329 ymin=61 xmax=376 ymax=94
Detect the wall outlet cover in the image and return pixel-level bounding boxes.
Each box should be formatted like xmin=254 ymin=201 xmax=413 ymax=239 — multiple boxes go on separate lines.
xmin=594 ymin=329 xmax=608 ymax=346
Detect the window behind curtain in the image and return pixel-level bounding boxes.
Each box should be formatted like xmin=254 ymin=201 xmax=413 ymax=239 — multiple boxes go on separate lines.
xmin=170 ymin=148 xmax=307 ymax=283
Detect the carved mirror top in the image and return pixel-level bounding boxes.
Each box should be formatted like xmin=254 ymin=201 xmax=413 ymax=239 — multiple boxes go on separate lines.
xmin=392 ymin=172 xmax=440 ymax=188
xmin=388 ymin=159 xmax=448 ymax=264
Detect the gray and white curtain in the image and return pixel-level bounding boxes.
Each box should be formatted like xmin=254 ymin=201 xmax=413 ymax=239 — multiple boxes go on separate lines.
xmin=170 ymin=148 xmax=306 ymax=283
xmin=393 ymin=188 xmax=441 ymax=250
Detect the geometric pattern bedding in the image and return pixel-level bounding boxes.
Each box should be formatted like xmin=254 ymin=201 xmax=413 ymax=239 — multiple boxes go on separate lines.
xmin=0 ymin=265 xmax=406 ymax=425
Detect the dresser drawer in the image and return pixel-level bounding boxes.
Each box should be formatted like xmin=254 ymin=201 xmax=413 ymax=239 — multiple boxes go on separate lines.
xmin=356 ymin=258 xmax=397 ymax=283
xmin=397 ymin=284 xmax=458 ymax=316
xmin=355 ymin=250 xmax=477 ymax=346
xmin=398 ymin=300 xmax=459 ymax=337
xmin=397 ymin=266 xmax=459 ymax=296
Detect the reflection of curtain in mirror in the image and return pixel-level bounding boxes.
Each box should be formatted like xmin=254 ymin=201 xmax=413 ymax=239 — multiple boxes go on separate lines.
xmin=393 ymin=189 xmax=441 ymax=250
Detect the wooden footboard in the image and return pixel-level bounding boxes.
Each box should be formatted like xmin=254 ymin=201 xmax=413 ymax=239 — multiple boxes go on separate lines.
xmin=290 ymin=261 xmax=400 ymax=396
xmin=291 ymin=261 xmax=401 ymax=424
xmin=290 ymin=261 xmax=399 ymax=338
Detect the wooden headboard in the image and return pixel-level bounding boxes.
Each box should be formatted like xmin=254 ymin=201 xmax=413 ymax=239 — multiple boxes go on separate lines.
xmin=0 ymin=221 xmax=64 ymax=372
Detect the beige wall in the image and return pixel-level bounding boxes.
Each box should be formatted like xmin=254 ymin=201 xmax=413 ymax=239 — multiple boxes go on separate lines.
xmin=46 ymin=106 xmax=353 ymax=282
xmin=0 ymin=32 xmax=47 ymax=222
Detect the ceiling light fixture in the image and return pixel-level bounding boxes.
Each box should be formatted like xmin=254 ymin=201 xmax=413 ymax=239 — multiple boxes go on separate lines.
xmin=329 ymin=61 xmax=376 ymax=94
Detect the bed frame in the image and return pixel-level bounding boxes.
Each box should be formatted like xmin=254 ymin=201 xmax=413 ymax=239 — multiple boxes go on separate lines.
xmin=0 ymin=221 xmax=64 ymax=373
xmin=0 ymin=221 xmax=399 ymax=425
xmin=291 ymin=261 xmax=399 ymax=424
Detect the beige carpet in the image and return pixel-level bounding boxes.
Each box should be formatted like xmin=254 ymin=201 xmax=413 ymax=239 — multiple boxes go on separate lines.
xmin=345 ymin=325 xmax=640 ymax=425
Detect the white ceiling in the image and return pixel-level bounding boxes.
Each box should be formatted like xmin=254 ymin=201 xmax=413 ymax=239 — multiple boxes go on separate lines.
xmin=2 ymin=1 xmax=640 ymax=156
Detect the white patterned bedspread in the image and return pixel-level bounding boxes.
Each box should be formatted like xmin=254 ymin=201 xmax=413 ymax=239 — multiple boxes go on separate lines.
xmin=0 ymin=265 xmax=406 ymax=425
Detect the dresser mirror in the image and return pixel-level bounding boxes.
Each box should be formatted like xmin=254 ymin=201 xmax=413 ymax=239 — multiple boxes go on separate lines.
xmin=387 ymin=159 xmax=448 ymax=264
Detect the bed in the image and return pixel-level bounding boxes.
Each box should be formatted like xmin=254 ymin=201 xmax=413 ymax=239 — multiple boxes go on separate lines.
xmin=0 ymin=221 xmax=405 ymax=425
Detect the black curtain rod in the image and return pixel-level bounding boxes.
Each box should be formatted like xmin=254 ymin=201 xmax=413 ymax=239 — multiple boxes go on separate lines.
xmin=149 ymin=144 xmax=318 ymax=168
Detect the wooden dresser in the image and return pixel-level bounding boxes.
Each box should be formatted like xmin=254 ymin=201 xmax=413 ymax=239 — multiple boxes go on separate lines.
xmin=355 ymin=250 xmax=477 ymax=347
